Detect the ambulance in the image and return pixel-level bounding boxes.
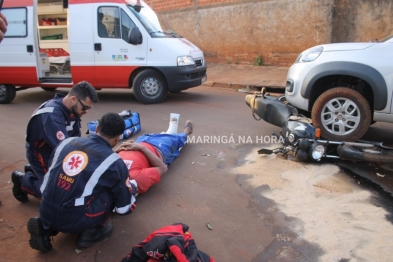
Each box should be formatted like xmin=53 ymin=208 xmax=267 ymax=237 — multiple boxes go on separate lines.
xmin=0 ymin=0 xmax=207 ymax=104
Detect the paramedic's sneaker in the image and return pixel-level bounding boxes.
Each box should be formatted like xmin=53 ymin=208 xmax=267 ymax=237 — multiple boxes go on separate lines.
xmin=11 ymin=169 xmax=28 ymax=203
xmin=76 ymin=221 xmax=113 ymax=248
xmin=24 ymin=164 xmax=35 ymax=174
xmin=27 ymin=217 xmax=52 ymax=252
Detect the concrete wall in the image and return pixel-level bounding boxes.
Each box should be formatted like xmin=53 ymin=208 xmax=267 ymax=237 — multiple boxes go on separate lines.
xmin=148 ymin=0 xmax=393 ymax=66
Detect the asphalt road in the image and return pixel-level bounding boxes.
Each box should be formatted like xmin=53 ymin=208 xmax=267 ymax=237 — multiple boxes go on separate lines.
xmin=0 ymin=86 xmax=393 ymax=261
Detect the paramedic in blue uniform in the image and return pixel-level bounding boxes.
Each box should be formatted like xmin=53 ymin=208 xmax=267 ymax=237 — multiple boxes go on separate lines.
xmin=27 ymin=112 xmax=138 ymax=252
xmin=11 ymin=81 xmax=99 ymax=203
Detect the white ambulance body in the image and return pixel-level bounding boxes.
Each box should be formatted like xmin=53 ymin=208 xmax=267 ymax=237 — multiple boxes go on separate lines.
xmin=0 ymin=0 xmax=207 ymax=104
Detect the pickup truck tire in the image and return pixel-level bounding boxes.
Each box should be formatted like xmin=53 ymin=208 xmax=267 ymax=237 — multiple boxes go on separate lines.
xmin=133 ymin=69 xmax=168 ymax=104
xmin=311 ymin=87 xmax=371 ymax=141
xmin=0 ymin=84 xmax=16 ymax=104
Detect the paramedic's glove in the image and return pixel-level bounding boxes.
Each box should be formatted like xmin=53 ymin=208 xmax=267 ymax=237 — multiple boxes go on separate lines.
xmin=112 ymin=179 xmax=138 ymax=214
xmin=0 ymin=13 xmax=8 ymax=43
xmin=128 ymin=179 xmax=138 ymax=195
xmin=128 ymin=179 xmax=137 ymax=213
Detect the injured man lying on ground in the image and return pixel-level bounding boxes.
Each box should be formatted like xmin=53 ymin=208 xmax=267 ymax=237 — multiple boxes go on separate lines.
xmin=116 ymin=115 xmax=194 ymax=194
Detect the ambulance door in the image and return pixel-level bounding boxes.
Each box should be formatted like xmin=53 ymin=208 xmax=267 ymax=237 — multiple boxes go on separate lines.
xmin=0 ymin=1 xmax=44 ymax=85
xmin=93 ymin=4 xmax=147 ymax=88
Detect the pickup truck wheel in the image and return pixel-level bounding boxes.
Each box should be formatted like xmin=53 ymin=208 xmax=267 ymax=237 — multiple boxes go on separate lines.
xmin=133 ymin=70 xmax=168 ymax=104
xmin=0 ymin=84 xmax=16 ymax=104
xmin=312 ymin=87 xmax=371 ymax=141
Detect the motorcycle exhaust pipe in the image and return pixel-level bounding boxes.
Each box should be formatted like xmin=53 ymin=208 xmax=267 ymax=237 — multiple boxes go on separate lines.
xmin=306 ymin=139 xmax=375 ymax=148
xmin=342 ymin=141 xmax=375 ymax=147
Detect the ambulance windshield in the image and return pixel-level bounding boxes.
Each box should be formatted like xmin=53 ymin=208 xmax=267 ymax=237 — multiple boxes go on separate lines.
xmin=127 ymin=3 xmax=182 ymax=38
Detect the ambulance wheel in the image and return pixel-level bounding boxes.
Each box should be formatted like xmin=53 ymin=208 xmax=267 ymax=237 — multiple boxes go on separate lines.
xmin=133 ymin=70 xmax=168 ymax=104
xmin=41 ymin=88 xmax=57 ymax=91
xmin=0 ymin=84 xmax=16 ymax=104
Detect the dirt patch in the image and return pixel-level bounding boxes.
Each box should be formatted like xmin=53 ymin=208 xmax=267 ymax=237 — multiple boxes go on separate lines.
xmin=232 ymin=148 xmax=393 ymax=261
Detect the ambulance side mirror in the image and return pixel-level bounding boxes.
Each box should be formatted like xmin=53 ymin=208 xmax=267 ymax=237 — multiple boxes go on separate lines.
xmin=128 ymin=27 xmax=142 ymax=45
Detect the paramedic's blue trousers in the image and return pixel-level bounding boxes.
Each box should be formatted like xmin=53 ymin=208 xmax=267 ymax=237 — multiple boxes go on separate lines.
xmin=40 ymin=190 xmax=113 ymax=234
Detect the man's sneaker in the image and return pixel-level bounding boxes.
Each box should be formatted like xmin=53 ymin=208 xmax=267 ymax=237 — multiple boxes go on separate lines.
xmin=11 ymin=170 xmax=28 ymax=203
xmin=76 ymin=221 xmax=113 ymax=248
xmin=24 ymin=164 xmax=35 ymax=174
xmin=27 ymin=217 xmax=52 ymax=252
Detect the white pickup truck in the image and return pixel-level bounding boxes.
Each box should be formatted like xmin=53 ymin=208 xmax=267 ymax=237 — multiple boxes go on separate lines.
xmin=285 ymin=35 xmax=393 ymax=141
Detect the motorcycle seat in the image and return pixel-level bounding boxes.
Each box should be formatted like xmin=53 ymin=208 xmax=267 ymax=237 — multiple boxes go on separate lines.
xmin=245 ymin=94 xmax=292 ymax=127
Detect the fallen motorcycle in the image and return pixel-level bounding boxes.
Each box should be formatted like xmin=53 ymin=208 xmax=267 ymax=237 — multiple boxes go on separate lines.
xmin=245 ymin=91 xmax=393 ymax=164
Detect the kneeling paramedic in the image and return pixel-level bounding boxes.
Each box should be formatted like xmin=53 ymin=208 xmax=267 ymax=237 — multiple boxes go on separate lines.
xmin=12 ymin=81 xmax=99 ymax=202
xmin=27 ymin=112 xmax=138 ymax=252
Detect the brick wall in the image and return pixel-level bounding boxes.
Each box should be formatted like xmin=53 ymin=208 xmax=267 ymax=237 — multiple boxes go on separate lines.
xmin=150 ymin=0 xmax=193 ymax=12
xmin=332 ymin=0 xmax=393 ymax=43
xmin=198 ymin=0 xmax=238 ymax=5
xmin=151 ymin=0 xmax=241 ymax=11
xmin=147 ymin=0 xmax=393 ymax=66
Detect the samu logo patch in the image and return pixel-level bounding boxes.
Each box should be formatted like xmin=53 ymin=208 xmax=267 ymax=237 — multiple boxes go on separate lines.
xmin=63 ymin=151 xmax=88 ymax=176
xmin=56 ymin=131 xmax=65 ymax=140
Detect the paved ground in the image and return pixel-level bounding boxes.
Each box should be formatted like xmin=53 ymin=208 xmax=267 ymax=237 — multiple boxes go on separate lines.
xmin=1 ymin=63 xmax=393 ymax=262
xmin=0 ymin=85 xmax=281 ymax=262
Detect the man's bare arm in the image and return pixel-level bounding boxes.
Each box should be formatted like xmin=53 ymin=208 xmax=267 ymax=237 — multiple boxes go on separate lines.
xmin=138 ymin=144 xmax=167 ymax=174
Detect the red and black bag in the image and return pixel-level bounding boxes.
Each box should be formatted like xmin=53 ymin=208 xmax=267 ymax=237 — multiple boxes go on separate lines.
xmin=121 ymin=223 xmax=214 ymax=262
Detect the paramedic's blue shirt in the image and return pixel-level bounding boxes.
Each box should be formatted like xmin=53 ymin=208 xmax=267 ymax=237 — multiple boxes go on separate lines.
xmin=25 ymin=94 xmax=81 ymax=160
xmin=39 ymin=134 xmax=135 ymax=231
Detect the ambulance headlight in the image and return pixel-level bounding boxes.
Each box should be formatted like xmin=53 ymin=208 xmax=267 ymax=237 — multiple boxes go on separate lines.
xmin=177 ymin=56 xmax=195 ymax=66
xmin=309 ymin=144 xmax=325 ymax=161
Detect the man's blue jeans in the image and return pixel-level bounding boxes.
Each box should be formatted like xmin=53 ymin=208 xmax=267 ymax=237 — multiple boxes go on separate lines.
xmin=136 ymin=133 xmax=187 ymax=165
